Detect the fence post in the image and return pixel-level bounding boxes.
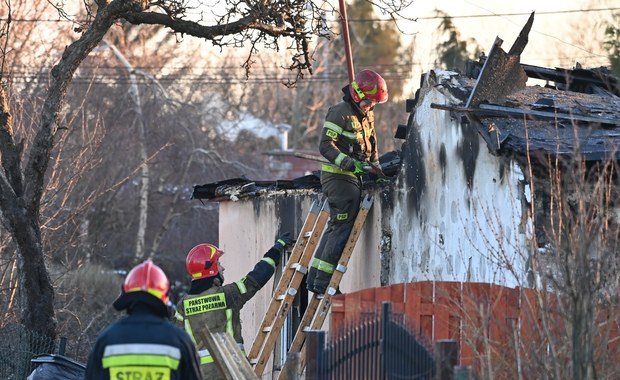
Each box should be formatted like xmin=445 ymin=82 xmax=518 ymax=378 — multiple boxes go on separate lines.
xmin=58 ymin=337 xmax=67 ymax=355
xmin=284 ymin=352 xmax=301 ymax=380
xmin=305 ymin=330 xmax=325 ymax=380
xmin=435 ymin=339 xmax=458 ymax=380
xmin=454 ymin=366 xmax=472 ymax=380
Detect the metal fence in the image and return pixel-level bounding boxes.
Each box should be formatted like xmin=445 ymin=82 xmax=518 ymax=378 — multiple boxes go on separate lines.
xmin=0 ymin=325 xmax=56 ymax=379
xmin=306 ymin=302 xmax=435 ymax=380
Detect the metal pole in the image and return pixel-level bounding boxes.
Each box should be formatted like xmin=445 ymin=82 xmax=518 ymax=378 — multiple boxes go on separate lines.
xmin=338 ymin=0 xmax=355 ymax=83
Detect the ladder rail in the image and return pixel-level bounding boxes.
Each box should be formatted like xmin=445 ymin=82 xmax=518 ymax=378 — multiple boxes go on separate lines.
xmin=279 ymin=193 xmax=374 ymax=379
xmin=251 ymin=202 xmax=330 ymax=376
xmin=248 ymin=200 xmax=322 ymax=360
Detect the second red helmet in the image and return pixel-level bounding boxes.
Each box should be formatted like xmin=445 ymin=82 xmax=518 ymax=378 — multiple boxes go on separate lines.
xmin=186 ymin=243 xmax=224 ymax=280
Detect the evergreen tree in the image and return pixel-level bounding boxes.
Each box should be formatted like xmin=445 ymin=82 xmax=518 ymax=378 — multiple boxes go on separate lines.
xmin=434 ymin=9 xmax=481 ymax=72
xmin=604 ymin=13 xmax=620 ymax=78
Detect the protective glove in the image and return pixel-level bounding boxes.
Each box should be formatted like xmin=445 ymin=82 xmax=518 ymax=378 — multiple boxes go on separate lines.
xmin=273 ymin=231 xmax=294 ymax=252
xmin=352 ymin=160 xmax=368 ymax=175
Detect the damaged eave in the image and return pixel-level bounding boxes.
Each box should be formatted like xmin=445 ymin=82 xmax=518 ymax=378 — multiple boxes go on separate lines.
xmin=192 ymin=176 xmax=322 ymax=202
xmin=428 ymin=11 xmax=620 ymax=162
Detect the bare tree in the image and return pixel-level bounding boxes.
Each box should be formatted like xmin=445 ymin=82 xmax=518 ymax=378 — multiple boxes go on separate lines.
xmin=0 ymin=0 xmax=412 ymax=344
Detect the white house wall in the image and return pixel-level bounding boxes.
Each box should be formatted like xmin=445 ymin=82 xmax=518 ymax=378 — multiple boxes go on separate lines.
xmin=387 ymin=70 xmax=531 ymax=287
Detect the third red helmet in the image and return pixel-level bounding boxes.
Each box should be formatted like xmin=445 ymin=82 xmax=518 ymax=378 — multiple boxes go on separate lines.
xmin=349 ymin=69 xmax=388 ymax=104
xmin=122 ymin=260 xmax=169 ymax=304
xmin=186 ymin=244 xmax=224 ymax=280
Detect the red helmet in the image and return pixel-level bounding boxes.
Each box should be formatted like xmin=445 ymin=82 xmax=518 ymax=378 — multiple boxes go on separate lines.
xmin=349 ymin=69 xmax=388 ymax=104
xmin=186 ymin=244 xmax=224 ymax=280
xmin=122 ymin=260 xmax=169 ymax=304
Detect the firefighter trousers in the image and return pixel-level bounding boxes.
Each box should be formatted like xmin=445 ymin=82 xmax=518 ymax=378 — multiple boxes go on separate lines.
xmin=307 ymin=172 xmax=361 ymax=294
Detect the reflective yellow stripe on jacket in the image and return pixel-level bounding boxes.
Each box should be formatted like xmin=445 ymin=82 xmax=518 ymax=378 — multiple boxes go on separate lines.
xmin=321 ymin=163 xmax=357 ymax=178
xmin=102 ymin=343 xmax=181 ymax=369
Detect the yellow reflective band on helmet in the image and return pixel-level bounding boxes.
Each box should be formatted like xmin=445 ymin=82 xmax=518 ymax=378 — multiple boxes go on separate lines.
xmin=109 ymin=366 xmax=171 ymax=380
xmin=126 ymin=287 xmax=165 ymax=300
xmin=336 ymin=213 xmax=348 ymax=221
xmin=351 ymin=80 xmax=365 ymax=100
xmin=183 ymin=293 xmax=227 ymax=316
xmin=102 ymin=344 xmax=181 ymax=370
xmin=261 ymin=257 xmax=276 ymax=268
xmin=365 ymin=84 xmax=378 ymax=95
xmin=311 ymin=258 xmax=335 ymax=274
xmin=226 ymin=309 xmax=234 ymax=336
xmin=235 ymin=277 xmax=248 ymax=294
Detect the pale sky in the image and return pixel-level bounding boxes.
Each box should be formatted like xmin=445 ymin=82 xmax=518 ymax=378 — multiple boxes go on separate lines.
xmin=193 ymin=0 xmax=619 ymax=96
xmin=397 ymin=0 xmax=618 ymax=92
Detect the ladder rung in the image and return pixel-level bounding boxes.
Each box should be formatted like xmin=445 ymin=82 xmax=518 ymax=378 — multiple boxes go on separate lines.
xmin=294 ymin=264 xmax=308 ymax=274
xmin=276 ymin=294 xmax=286 ymax=301
xmin=262 ymin=326 xmax=273 ymax=332
xmin=250 ymin=359 xmax=258 ymax=365
xmin=303 ymin=231 xmax=312 ymax=238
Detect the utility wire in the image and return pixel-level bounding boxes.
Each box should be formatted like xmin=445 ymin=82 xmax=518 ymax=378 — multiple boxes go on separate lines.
xmin=2 ymin=7 xmax=618 ymax=23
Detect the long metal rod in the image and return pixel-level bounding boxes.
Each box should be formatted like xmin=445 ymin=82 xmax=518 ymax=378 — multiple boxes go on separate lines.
xmin=338 ymin=0 xmax=355 ymax=82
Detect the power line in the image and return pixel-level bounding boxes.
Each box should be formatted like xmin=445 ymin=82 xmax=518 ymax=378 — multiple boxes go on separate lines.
xmin=2 ymin=7 xmax=618 ymax=23
xmin=367 ymin=7 xmax=620 ymax=21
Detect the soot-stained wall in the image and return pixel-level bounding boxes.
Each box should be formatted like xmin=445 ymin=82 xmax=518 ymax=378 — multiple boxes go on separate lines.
xmin=386 ymin=70 xmax=531 ymax=287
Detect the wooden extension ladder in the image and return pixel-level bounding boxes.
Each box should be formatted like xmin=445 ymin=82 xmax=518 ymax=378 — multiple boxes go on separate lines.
xmin=248 ymin=194 xmax=374 ymax=378
xmin=248 ymin=199 xmax=330 ymax=376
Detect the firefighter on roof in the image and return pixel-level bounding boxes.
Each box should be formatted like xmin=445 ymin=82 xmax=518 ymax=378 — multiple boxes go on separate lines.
xmin=85 ymin=260 xmax=202 ymax=380
xmin=175 ymin=232 xmax=293 ymax=379
xmin=307 ymin=69 xmax=388 ymax=295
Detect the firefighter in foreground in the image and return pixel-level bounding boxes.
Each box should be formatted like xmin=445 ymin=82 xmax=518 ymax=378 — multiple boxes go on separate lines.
xmin=306 ymin=69 xmax=388 ymax=295
xmin=175 ymin=233 xmax=293 ymax=379
xmin=85 ymin=260 xmax=202 ymax=380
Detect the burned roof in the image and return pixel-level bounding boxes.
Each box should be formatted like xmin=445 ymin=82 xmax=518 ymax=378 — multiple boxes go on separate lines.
xmin=192 ymin=151 xmax=402 ymax=201
xmin=430 ymin=12 xmax=620 ymax=162
xmin=192 ymin=175 xmax=321 ymax=201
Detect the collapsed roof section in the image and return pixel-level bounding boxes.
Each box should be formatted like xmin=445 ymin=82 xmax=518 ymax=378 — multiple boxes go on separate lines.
xmin=429 ymin=11 xmax=620 ymax=163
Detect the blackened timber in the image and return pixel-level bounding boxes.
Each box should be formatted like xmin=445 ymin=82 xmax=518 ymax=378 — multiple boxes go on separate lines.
xmin=430 ymin=103 xmax=620 ymax=126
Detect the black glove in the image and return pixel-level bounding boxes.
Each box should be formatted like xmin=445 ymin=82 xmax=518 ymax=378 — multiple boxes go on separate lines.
xmin=273 ymin=232 xmax=294 ymax=252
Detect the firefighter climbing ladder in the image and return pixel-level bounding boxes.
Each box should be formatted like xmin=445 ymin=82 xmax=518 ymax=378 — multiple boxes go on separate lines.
xmin=248 ymin=193 xmax=374 ymax=378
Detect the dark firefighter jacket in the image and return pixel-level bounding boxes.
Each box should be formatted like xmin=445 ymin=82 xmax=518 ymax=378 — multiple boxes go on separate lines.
xmin=85 ymin=305 xmax=202 ymax=380
xmin=318 ymin=89 xmax=379 ymax=177
xmin=175 ymin=248 xmax=280 ymax=380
